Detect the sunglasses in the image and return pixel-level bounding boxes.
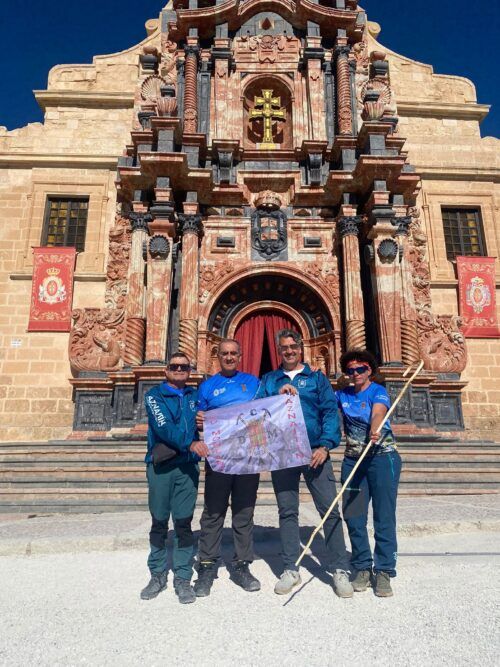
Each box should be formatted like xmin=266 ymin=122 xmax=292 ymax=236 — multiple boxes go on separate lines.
xmin=279 ymin=344 xmax=300 ymax=352
xmin=345 ymin=365 xmax=370 ymax=376
xmin=168 ymin=363 xmax=190 ymax=372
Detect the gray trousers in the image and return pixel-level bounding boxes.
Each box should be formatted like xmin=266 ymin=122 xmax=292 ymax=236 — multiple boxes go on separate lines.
xmin=272 ymin=459 xmax=350 ymax=571
xmin=198 ymin=463 xmax=259 ymax=563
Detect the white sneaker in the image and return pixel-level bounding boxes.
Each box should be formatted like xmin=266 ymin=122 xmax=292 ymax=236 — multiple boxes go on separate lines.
xmin=274 ymin=569 xmax=302 ymax=595
xmin=332 ymin=569 xmax=354 ymax=598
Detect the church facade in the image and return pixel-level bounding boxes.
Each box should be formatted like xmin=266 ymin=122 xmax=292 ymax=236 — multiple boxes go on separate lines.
xmin=0 ymin=1 xmax=498 ymax=442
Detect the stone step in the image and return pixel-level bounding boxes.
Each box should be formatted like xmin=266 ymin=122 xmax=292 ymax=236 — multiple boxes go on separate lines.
xmin=2 ymin=454 xmax=500 ymax=467
xmin=1 ymin=468 xmax=499 ymax=485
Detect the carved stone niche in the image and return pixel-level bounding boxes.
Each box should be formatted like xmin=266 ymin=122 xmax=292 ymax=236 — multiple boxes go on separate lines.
xmin=243 ymin=76 xmax=293 ymax=149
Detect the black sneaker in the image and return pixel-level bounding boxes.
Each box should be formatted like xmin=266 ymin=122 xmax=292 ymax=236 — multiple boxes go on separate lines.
xmin=193 ymin=561 xmax=217 ymax=597
xmin=140 ymin=571 xmax=167 ymax=600
xmin=174 ymin=577 xmax=196 ymax=604
xmin=374 ymin=571 xmax=393 ymax=597
xmin=231 ymin=561 xmax=261 ymax=592
xmin=352 ymin=569 xmax=372 ymax=593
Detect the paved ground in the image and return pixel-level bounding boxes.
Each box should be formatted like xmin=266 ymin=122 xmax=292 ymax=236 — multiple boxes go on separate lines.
xmin=0 ymin=529 xmax=498 ymax=666
xmin=0 ymin=495 xmax=499 ymax=556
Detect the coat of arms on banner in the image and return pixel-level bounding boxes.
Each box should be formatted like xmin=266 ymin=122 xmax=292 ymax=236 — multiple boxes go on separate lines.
xmin=38 ymin=268 xmax=67 ymax=304
xmin=457 ymin=256 xmax=500 ymax=338
xmin=203 ymin=394 xmax=311 ymax=475
xmin=28 ymin=247 xmax=76 ymax=332
xmin=465 ymin=276 xmax=491 ymax=314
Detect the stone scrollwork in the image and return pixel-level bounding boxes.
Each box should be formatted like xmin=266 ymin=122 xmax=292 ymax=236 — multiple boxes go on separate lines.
xmin=69 ymin=308 xmax=125 ymax=374
xmin=104 ymin=215 xmax=131 ymax=310
xmin=407 ymin=207 xmax=467 ymax=373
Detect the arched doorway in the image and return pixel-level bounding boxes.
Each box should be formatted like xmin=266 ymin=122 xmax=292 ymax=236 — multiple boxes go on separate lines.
xmin=204 ymin=273 xmax=339 ymax=378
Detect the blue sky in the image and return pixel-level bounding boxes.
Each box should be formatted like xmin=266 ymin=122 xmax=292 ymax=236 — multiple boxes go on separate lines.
xmin=0 ymin=1 xmax=498 ymax=137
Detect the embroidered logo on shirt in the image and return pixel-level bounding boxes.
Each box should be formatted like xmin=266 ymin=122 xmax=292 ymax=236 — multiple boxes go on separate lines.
xmin=298 ymin=379 xmax=307 ymax=388
xmin=213 ymin=387 xmax=226 ymax=397
xmin=147 ymin=396 xmax=166 ymax=427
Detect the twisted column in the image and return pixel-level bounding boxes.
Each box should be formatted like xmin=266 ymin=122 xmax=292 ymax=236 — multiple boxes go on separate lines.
xmin=183 ymin=45 xmax=199 ymax=134
xmin=123 ymin=212 xmax=150 ymax=366
xmin=145 ymin=234 xmax=172 ymax=364
xmin=395 ymin=217 xmax=420 ymax=365
xmin=338 ymin=216 xmax=366 ymax=350
xmin=335 ymin=45 xmax=353 ymax=136
xmin=178 ymin=214 xmax=202 ymax=366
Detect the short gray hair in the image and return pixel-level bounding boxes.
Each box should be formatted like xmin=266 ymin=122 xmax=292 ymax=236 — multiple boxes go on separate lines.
xmin=217 ymin=338 xmax=241 ymax=354
xmin=275 ymin=329 xmax=302 ymax=346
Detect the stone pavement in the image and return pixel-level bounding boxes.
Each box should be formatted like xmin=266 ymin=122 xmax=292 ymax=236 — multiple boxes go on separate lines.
xmin=0 ymin=494 xmax=499 ymax=557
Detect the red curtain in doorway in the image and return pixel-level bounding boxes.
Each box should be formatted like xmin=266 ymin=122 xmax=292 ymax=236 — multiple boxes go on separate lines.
xmin=234 ymin=313 xmax=265 ymax=376
xmin=235 ymin=311 xmax=297 ymax=375
xmin=264 ymin=313 xmax=296 ymax=370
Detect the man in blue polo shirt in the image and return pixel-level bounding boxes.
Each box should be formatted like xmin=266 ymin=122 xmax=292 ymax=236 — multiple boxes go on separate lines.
xmin=194 ymin=338 xmax=261 ymax=597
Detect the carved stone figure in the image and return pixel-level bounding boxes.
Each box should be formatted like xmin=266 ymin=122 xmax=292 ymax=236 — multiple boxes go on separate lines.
xmin=69 ymin=309 xmax=125 ymax=373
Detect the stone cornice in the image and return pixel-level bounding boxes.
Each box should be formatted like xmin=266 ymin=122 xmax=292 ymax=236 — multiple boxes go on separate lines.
xmin=397 ymin=100 xmax=490 ymax=122
xmin=0 ymin=153 xmax=120 ymax=168
xmin=418 ymin=166 xmax=500 ymax=183
xmin=34 ymin=90 xmax=135 ymax=110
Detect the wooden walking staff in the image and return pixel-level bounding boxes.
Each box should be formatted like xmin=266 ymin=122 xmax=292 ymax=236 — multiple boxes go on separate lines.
xmin=295 ymin=360 xmax=425 ymax=567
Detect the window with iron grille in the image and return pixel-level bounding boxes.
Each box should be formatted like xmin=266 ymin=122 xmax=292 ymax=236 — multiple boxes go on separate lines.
xmin=42 ymin=197 xmax=89 ymax=253
xmin=441 ymin=207 xmax=486 ymax=261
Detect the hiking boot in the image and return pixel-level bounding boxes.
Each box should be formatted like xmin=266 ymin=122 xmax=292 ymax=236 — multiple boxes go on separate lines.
xmin=174 ymin=577 xmax=196 ymax=604
xmin=140 ymin=571 xmax=167 ymax=600
xmin=231 ymin=561 xmax=261 ymax=592
xmin=332 ymin=569 xmax=354 ymax=598
xmin=194 ymin=561 xmax=217 ymax=597
xmin=352 ymin=569 xmax=372 ymax=593
xmin=374 ymin=571 xmax=393 ymax=597
xmin=274 ymin=569 xmax=301 ymax=595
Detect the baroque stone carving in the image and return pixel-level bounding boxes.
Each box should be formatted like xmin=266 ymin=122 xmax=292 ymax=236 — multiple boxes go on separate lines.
xmin=338 ymin=216 xmax=362 ymax=237
xmin=377 ymin=238 xmax=399 ymax=262
xmin=160 ymin=37 xmax=177 ymax=85
xmin=251 ymin=208 xmax=287 ymax=260
xmin=178 ymin=214 xmax=202 ymax=236
xmin=141 ymin=75 xmax=168 ymax=101
xmin=407 ymin=207 xmax=467 ymax=372
xmin=69 ymin=308 xmax=125 ymax=373
xmin=199 ymin=260 xmax=234 ymax=303
xmin=104 ymin=215 xmax=131 ymax=310
xmin=149 ymin=235 xmax=170 ymax=259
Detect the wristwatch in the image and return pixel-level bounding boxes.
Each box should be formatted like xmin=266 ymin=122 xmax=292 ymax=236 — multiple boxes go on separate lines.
xmin=321 ymin=446 xmax=330 ymax=455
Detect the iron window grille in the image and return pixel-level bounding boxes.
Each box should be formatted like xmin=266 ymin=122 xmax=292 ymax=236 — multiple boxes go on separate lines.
xmin=42 ymin=197 xmax=89 ymax=253
xmin=441 ymin=207 xmax=486 ymax=261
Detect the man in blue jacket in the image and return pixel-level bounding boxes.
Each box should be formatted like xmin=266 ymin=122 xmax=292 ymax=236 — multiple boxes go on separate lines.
xmin=141 ymin=352 xmax=204 ymax=605
xmin=255 ymin=329 xmax=353 ymax=598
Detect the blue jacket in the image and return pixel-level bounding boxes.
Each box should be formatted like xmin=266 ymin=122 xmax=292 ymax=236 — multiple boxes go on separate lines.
xmin=255 ymin=364 xmax=341 ymax=450
xmin=144 ymin=382 xmax=200 ymax=464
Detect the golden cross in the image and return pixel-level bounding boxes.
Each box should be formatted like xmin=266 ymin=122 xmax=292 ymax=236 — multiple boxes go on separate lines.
xmin=249 ymin=89 xmax=286 ymax=148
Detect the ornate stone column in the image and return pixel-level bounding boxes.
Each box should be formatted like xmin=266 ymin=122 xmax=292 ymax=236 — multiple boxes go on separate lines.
xmin=335 ymin=43 xmax=353 ymax=136
xmin=178 ymin=211 xmax=203 ymax=366
xmin=366 ymin=211 xmax=402 ymax=364
xmin=395 ymin=216 xmax=420 ymax=365
xmin=145 ymin=214 xmax=174 ymax=364
xmin=212 ymin=40 xmax=232 ymax=140
xmin=123 ymin=210 xmax=151 ymax=366
xmin=338 ymin=215 xmax=366 ymax=350
xmin=303 ymin=40 xmax=325 ymax=141
xmin=183 ymin=42 xmax=199 ymax=134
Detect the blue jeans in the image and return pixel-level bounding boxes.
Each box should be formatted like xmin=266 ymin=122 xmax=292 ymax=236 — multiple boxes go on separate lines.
xmin=146 ymin=461 xmax=199 ymax=580
xmin=341 ymin=451 xmax=402 ymax=577
xmin=272 ymin=460 xmax=350 ymax=572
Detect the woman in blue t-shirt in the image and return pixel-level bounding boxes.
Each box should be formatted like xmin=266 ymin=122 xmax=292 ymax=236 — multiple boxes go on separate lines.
xmin=336 ymin=349 xmax=402 ymax=598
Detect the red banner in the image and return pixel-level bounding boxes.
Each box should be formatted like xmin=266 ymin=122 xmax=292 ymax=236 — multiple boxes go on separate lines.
xmin=457 ymin=256 xmax=499 ymax=338
xmin=28 ymin=247 xmax=77 ymax=332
